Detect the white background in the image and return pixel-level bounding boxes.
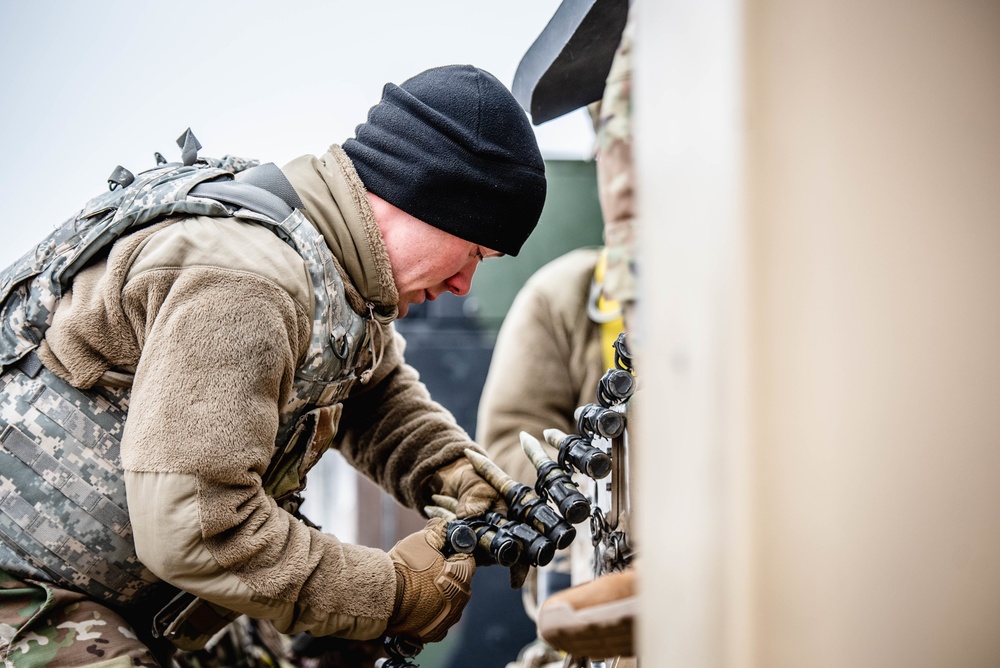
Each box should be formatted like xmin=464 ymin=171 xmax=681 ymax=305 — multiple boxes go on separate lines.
xmin=0 ymin=0 xmax=594 ymax=268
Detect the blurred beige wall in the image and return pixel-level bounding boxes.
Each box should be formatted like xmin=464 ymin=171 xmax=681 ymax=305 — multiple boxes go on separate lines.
xmin=633 ymin=1 xmax=1000 ymax=666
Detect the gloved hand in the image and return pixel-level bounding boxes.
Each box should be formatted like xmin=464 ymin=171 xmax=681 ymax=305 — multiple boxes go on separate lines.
xmin=427 ymin=492 xmax=530 ymax=590
xmin=386 ymin=518 xmax=475 ymax=644
xmin=430 ymin=453 xmax=506 ymax=518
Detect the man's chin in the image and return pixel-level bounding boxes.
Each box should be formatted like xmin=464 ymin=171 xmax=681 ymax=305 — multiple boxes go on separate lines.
xmin=396 ymin=302 xmax=409 ymax=318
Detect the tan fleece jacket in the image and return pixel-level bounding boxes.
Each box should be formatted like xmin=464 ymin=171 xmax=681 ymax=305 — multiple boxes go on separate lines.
xmin=476 ymin=248 xmax=606 ymax=486
xmin=36 ymin=146 xmax=480 ymax=640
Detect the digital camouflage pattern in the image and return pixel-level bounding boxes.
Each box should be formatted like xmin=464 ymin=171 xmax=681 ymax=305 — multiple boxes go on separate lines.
xmin=0 ymin=365 xmax=168 ymax=611
xmin=0 ymin=156 xmax=258 ymax=373
xmin=594 ymin=13 xmax=636 ymax=326
xmin=0 ymin=569 xmax=162 ymax=667
xmin=0 ymin=147 xmax=379 ymax=654
xmin=509 ymin=15 xmax=639 ymax=666
xmin=0 ymin=149 xmax=373 ymax=438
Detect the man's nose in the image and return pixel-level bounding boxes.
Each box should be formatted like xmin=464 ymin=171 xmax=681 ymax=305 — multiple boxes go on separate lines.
xmin=446 ymin=260 xmax=478 ymax=296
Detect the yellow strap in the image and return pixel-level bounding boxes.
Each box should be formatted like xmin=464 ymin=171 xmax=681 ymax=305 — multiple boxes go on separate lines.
xmin=595 ymin=250 xmax=625 ymax=371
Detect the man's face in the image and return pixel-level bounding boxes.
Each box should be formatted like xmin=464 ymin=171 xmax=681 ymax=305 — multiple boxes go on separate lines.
xmin=368 ymin=193 xmax=502 ymax=317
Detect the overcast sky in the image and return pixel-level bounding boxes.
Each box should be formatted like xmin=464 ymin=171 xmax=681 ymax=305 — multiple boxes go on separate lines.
xmin=0 ymin=1 xmax=594 ymax=268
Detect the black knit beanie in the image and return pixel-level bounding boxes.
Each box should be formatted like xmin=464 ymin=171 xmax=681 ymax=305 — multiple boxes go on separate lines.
xmin=343 ymin=65 xmax=547 ymax=256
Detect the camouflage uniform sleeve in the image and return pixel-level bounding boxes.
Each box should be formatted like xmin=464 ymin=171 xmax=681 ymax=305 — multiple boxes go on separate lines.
xmin=596 ymin=13 xmax=637 ymax=320
xmin=118 ymin=219 xmax=396 ymax=640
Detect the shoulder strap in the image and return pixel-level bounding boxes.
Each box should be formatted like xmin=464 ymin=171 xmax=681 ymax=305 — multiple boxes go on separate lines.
xmin=587 ymin=249 xmax=626 ymax=371
xmin=189 ymin=162 xmax=304 ymax=222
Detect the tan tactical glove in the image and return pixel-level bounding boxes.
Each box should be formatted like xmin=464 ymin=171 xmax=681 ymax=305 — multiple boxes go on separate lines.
xmin=386 ymin=518 xmax=475 ymax=644
xmin=431 ymin=454 xmax=506 ymax=518
xmin=427 ymin=492 xmax=531 ymax=590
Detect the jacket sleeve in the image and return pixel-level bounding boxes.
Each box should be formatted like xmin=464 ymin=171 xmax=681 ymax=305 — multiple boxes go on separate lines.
xmin=477 ymin=250 xmax=603 ymax=486
xmin=118 ymin=218 xmax=396 ymax=640
xmin=334 ymin=326 xmax=483 ymax=512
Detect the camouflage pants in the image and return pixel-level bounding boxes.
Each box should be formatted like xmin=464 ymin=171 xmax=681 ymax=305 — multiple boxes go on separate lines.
xmin=0 ymin=569 xmax=161 ymax=667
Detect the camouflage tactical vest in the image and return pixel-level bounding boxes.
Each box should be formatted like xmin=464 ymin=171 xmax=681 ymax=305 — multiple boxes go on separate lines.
xmin=0 ymin=147 xmax=374 ymax=649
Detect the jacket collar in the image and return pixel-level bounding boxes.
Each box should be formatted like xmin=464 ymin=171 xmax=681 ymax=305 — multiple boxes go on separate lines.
xmin=281 ymin=145 xmax=397 ymax=323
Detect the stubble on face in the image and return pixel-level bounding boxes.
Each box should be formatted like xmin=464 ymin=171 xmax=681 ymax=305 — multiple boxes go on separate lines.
xmin=368 ymin=192 xmax=501 ymax=318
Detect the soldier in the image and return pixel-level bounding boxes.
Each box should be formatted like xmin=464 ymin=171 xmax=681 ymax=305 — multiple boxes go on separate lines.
xmin=535 ymin=12 xmax=638 ymax=664
xmin=477 ymin=247 xmax=635 ymax=668
xmin=591 ymin=10 xmax=636 ymax=333
xmin=483 ymin=5 xmax=640 ymax=664
xmin=0 ymin=64 xmax=545 ymax=667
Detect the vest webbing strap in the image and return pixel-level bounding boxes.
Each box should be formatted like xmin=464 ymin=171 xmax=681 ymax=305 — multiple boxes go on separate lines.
xmin=0 ymin=470 xmax=144 ymax=596
xmin=15 ymin=351 xmax=42 ymax=378
xmin=33 ymin=384 xmax=122 ymax=461
xmin=1 ymin=425 xmax=131 ymax=537
xmin=189 ymin=162 xmax=304 ymax=223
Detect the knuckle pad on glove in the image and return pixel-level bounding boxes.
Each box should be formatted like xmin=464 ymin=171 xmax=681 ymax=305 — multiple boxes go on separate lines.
xmin=437 ymin=558 xmax=474 ymax=598
xmin=388 ymin=525 xmax=475 ymax=642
